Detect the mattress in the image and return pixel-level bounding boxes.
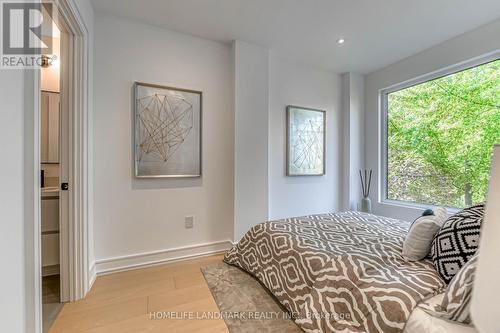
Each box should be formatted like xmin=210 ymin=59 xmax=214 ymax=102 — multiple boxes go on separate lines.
xmin=224 ymin=211 xmax=446 ymax=333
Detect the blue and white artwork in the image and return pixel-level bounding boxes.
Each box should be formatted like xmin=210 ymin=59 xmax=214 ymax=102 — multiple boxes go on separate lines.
xmin=286 ymin=106 xmax=325 ymax=176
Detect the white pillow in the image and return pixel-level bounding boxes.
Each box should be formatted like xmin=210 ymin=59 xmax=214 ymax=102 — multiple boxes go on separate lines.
xmin=403 ymin=207 xmax=448 ymax=261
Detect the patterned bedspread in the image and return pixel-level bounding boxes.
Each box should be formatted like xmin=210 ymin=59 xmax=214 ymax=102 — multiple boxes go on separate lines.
xmin=224 ymin=211 xmax=445 ymax=333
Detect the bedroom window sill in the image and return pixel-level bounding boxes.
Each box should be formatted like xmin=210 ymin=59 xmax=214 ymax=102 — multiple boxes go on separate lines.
xmin=380 ymin=199 xmax=460 ymax=215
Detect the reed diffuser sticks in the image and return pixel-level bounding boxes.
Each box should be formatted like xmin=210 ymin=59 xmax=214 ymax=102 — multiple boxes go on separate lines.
xmin=359 ymin=169 xmax=372 ymax=198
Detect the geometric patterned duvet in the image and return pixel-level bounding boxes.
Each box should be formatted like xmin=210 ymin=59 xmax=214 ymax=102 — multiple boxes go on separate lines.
xmin=224 ymin=211 xmax=446 ymax=333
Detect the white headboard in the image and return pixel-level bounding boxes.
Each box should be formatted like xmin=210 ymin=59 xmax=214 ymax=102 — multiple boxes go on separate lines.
xmin=471 ymin=144 xmax=500 ymax=333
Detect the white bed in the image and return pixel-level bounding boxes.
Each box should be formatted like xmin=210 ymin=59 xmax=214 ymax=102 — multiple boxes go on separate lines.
xmin=404 ymin=294 xmax=478 ymax=333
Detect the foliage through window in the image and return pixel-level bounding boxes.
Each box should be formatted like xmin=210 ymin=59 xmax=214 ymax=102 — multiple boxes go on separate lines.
xmin=386 ymin=59 xmax=500 ymax=208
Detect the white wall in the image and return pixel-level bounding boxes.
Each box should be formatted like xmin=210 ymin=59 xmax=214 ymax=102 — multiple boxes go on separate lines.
xmin=364 ymin=18 xmax=500 ymax=222
xmin=341 ymin=73 xmax=364 ymax=211
xmin=92 ymin=22 xmax=343 ymax=253
xmin=0 ymin=69 xmax=27 ymax=333
xmin=233 ymin=41 xmax=269 ymax=240
xmin=269 ymin=55 xmax=341 ymax=219
xmin=93 ymin=15 xmax=234 ymax=266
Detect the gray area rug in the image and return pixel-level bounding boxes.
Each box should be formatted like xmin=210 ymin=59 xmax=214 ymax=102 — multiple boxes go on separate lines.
xmin=201 ymin=262 xmax=303 ymax=333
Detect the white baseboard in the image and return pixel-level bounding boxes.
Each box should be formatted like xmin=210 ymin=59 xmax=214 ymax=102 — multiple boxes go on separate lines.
xmin=42 ymin=264 xmax=60 ymax=277
xmin=94 ymin=240 xmax=234 ymax=276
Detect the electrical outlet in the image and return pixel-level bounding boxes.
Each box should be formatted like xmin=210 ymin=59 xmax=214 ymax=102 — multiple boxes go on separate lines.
xmin=185 ymin=216 xmax=194 ymax=229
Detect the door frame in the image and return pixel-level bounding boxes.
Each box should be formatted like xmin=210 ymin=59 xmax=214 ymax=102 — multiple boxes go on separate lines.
xmin=30 ymin=0 xmax=91 ymax=331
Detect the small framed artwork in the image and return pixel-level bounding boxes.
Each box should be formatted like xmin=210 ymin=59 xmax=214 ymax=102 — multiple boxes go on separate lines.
xmin=286 ymin=105 xmax=326 ymax=176
xmin=134 ymin=82 xmax=202 ymax=178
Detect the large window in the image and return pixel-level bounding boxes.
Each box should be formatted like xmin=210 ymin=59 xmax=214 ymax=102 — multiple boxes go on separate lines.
xmin=385 ymin=59 xmax=499 ymax=208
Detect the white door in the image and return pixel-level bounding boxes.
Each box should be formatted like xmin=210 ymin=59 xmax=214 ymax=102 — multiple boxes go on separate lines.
xmin=58 ymin=28 xmax=73 ymax=303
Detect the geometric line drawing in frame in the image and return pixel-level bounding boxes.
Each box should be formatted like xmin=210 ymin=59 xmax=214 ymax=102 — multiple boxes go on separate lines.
xmin=286 ymin=105 xmax=326 ymax=176
xmin=134 ymin=82 xmax=202 ymax=178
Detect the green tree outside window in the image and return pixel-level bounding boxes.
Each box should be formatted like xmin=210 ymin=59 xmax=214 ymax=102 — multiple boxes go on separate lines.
xmin=387 ymin=59 xmax=500 ymax=208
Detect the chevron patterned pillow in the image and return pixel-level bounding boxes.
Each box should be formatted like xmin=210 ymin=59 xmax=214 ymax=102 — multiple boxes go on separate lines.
xmin=439 ymin=254 xmax=478 ymax=324
xmin=431 ymin=203 xmax=484 ymax=284
xmin=418 ymin=254 xmax=478 ymax=325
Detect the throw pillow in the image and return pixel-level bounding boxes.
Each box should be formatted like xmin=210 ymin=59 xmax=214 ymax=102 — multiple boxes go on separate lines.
xmin=419 ymin=254 xmax=478 ymax=325
xmin=403 ymin=207 xmax=448 ymax=261
xmin=431 ymin=203 xmax=484 ymax=283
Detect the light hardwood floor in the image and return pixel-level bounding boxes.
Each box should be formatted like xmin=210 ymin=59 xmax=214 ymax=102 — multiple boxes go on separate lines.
xmin=49 ymin=254 xmax=229 ymax=333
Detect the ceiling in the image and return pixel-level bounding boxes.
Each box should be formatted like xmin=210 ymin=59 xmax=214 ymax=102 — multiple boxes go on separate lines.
xmin=91 ymin=0 xmax=500 ymax=74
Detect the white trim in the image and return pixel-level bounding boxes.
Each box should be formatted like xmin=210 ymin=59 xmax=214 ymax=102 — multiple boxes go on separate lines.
xmin=54 ymin=0 xmax=91 ymax=302
xmin=381 ymin=49 xmax=500 ymax=94
xmin=28 ymin=0 xmax=90 ymax=331
xmin=25 ymin=7 xmax=43 ymax=333
xmin=89 ymin=262 xmax=97 ymax=289
xmin=58 ymin=23 xmax=71 ymax=304
xmin=95 ymin=240 xmax=234 ymax=275
xmin=32 ymin=64 xmax=43 ymax=333
xmin=379 ymin=50 xmax=500 ymax=208
xmin=381 ymin=199 xmax=460 ymax=214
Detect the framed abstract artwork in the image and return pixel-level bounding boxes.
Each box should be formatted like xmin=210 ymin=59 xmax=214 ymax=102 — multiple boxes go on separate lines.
xmin=134 ymin=82 xmax=202 ymax=178
xmin=286 ymin=105 xmax=326 ymax=176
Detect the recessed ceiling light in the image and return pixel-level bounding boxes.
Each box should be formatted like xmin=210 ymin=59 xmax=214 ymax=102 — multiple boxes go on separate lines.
xmin=337 ymin=38 xmax=345 ymax=45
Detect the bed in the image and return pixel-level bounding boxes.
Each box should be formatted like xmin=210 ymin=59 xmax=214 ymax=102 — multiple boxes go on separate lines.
xmin=224 ymin=211 xmax=448 ymax=333
xmin=404 ymin=293 xmax=478 ymax=333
